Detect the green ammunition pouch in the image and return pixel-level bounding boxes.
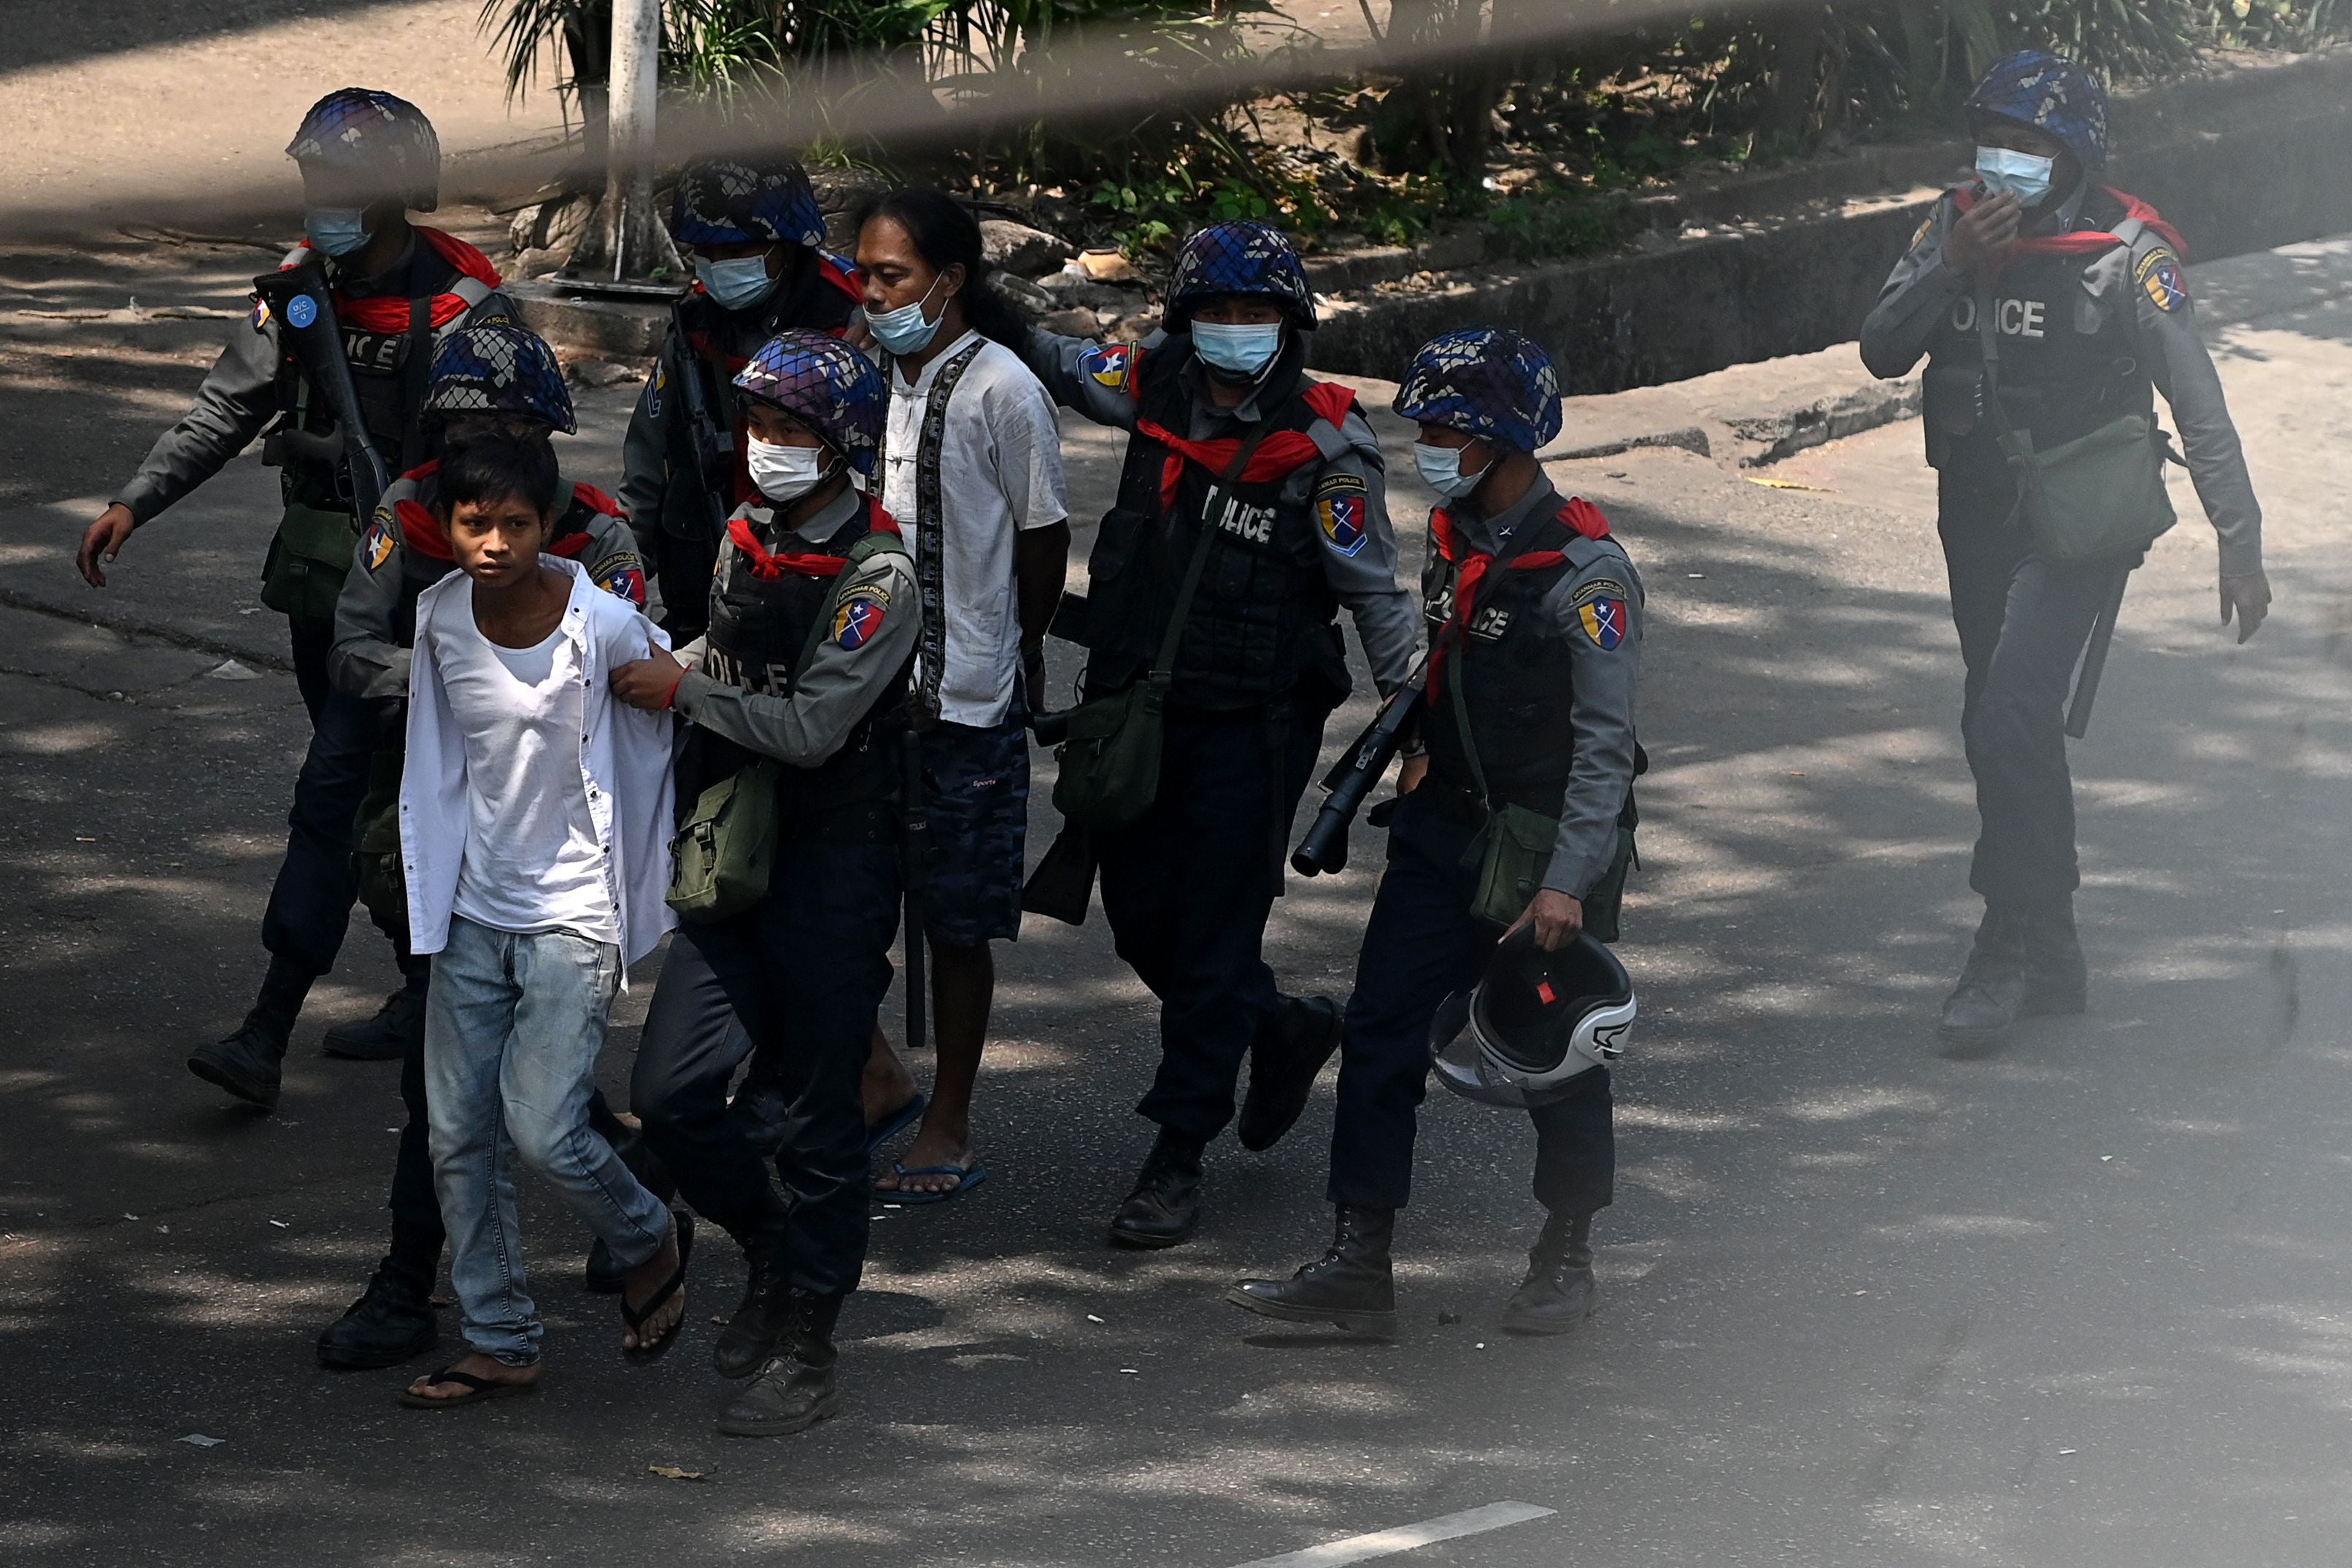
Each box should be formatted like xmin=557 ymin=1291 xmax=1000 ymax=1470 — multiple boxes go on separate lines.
xmin=261 ymin=502 xmax=360 ymax=623
xmin=1977 ymin=283 xmax=2176 ymax=563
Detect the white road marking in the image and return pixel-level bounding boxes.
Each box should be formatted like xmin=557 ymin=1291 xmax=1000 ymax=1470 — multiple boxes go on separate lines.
xmin=1227 ymin=1501 xmax=1557 ymax=1568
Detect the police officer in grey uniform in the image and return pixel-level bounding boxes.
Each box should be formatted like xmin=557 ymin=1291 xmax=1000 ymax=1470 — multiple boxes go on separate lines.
xmin=1231 ymin=329 xmax=1642 ymax=1337
xmin=315 ymin=323 xmax=652 ymax=1372
xmin=1861 ymin=50 xmax=2268 ymax=1051
xmin=74 ymin=89 xmax=518 ymax=1106
xmin=1022 ymin=220 xmax=1418 ymax=1247
xmin=617 ymin=158 xmax=863 ymax=639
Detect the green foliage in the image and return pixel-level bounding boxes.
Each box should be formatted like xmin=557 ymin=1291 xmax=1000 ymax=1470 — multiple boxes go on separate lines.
xmin=1488 ymin=188 xmax=1633 ymax=263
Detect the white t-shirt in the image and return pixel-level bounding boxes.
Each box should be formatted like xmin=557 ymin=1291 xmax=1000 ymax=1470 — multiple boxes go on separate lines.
xmin=427 ymin=588 xmax=620 ymax=946
xmin=879 ymin=330 xmax=1068 ymax=728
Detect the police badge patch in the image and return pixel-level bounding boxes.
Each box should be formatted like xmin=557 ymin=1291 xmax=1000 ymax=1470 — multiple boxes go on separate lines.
xmin=1578 ymin=597 xmax=1626 ymax=650
xmin=1314 ymin=473 xmax=1369 ymax=557
xmin=1080 ymin=343 xmax=1134 ymax=391
xmin=831 ymin=584 xmax=890 ymax=650
xmin=360 ymin=518 xmax=398 ymax=573
xmin=2135 ymin=247 xmax=2188 ymax=314
xmin=595 ymin=557 xmax=648 ymax=606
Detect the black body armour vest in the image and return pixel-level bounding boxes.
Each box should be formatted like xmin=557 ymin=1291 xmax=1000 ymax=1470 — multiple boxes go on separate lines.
xmin=1921 ymin=190 xmax=2154 ymax=469
xmin=1421 ymin=509 xmax=1583 ymax=816
xmin=1085 ymin=346 xmax=1345 ymax=709
xmin=276 ymin=247 xmax=472 ymax=504
xmin=690 ymin=498 xmax=910 ymax=841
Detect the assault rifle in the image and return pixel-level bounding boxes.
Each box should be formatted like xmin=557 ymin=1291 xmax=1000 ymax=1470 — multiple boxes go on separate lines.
xmin=251 ymin=256 xmax=390 ymax=523
xmin=668 ymin=301 xmax=737 ymax=541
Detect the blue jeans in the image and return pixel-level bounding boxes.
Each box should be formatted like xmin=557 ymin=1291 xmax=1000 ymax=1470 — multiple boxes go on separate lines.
xmin=425 ymin=916 xmax=670 ymax=1364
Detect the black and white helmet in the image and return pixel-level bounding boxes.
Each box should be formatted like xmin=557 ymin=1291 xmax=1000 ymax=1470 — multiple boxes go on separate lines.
xmin=1431 ymin=929 xmax=1634 ymax=1109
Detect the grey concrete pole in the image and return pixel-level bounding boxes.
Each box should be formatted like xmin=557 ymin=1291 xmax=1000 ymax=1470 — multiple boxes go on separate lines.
xmin=603 ymin=0 xmax=661 ymax=279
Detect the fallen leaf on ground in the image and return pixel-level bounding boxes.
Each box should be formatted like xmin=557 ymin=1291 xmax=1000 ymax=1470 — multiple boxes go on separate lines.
xmin=648 ymin=1464 xmax=709 ymax=1481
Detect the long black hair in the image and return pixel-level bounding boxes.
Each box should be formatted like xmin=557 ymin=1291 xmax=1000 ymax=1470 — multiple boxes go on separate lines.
xmin=857 ymin=188 xmax=1032 ymax=352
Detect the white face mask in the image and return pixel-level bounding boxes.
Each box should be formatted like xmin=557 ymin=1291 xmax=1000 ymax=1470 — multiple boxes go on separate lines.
xmin=1975 ymin=145 xmax=2057 ymax=206
xmin=746 ymin=436 xmax=833 ymax=504
xmin=867 ymin=274 xmax=946 ymax=357
xmin=1192 ymin=320 xmax=1284 ymax=379
xmin=696 ymin=254 xmax=779 ymax=312
xmin=1412 ymin=440 xmax=1485 ymax=501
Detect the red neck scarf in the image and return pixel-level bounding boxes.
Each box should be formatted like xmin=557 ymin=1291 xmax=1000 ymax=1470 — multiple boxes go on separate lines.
xmin=726 ymin=495 xmax=901 ymax=580
xmin=293 ymin=226 xmax=501 ymax=334
xmin=394 ymin=460 xmax=603 ymax=563
xmin=1427 ymin=495 xmax=1611 ymax=687
xmin=1951 ymin=185 xmax=2187 ymax=265
xmin=1135 ymin=379 xmax=1360 ymax=512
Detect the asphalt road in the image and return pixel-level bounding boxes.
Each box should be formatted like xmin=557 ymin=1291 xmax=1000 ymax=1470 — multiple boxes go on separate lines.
xmin=3 ymin=233 xmax=2351 ymax=1568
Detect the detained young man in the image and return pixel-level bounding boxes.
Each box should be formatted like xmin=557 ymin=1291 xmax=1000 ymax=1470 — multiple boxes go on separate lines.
xmin=395 ymin=430 xmax=690 ymax=1407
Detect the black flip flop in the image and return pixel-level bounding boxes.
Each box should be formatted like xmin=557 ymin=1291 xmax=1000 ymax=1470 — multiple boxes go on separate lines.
xmin=622 ymin=1208 xmax=695 ymax=1362
xmin=396 ymin=1365 xmax=540 ymax=1410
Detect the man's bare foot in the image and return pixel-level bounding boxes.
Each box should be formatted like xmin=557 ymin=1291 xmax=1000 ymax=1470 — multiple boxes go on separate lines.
xmin=876 ymin=1119 xmax=976 ymax=1195
xmin=863 ymin=1030 xmax=920 ymax=1124
xmin=404 ymin=1351 xmax=540 ymax=1402
xmin=620 ymin=1222 xmax=685 ymax=1352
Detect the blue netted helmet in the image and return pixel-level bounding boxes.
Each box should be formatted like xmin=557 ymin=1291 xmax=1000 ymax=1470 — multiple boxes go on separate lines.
xmin=1165 ymin=220 xmax=1317 ymax=330
xmin=733 ymin=330 xmax=885 ymax=478
xmin=671 ymin=158 xmax=827 ymax=250
xmin=286 ymin=88 xmax=441 ymax=211
xmin=1393 ymin=328 xmax=1563 ymax=455
xmin=423 ymin=323 xmax=576 ymax=435
xmin=1965 ymin=49 xmax=2108 ymax=171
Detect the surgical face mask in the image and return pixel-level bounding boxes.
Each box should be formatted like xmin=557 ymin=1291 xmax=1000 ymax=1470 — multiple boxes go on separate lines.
xmin=1412 ymin=440 xmax=1486 ymax=502
xmin=304 ymin=206 xmax=371 ymax=258
xmin=746 ymin=436 xmax=834 ymax=504
xmin=1975 ymin=145 xmax=2057 ymax=206
xmin=696 ymin=254 xmax=779 ymax=312
xmin=1191 ymin=320 xmax=1284 ymax=379
xmin=867 ymin=274 xmax=946 ymax=358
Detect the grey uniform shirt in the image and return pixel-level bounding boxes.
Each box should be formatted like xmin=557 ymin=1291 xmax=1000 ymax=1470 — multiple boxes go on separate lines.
xmin=109 ymin=235 xmax=514 ymax=527
xmin=1859 ymin=186 xmax=2264 ymax=576
xmin=670 ymin=486 xmax=920 ymax=768
xmin=1434 ymin=476 xmax=1644 ymax=901
xmin=1022 ymin=326 xmax=1419 ymax=695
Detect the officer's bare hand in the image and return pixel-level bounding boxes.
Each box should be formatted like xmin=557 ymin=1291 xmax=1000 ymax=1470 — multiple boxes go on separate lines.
xmin=1508 ymin=889 xmax=1584 ymax=951
xmin=77 ymin=504 xmax=136 ymax=588
xmin=2221 ymin=568 xmax=2272 ymax=644
xmin=611 ymin=653 xmax=690 ymax=711
xmin=1945 ymin=191 xmax=2023 ymax=277
xmin=1396 ymin=753 xmax=1428 ymax=795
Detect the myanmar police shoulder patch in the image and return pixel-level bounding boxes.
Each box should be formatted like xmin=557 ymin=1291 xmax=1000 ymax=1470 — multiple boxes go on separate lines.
xmin=1313 ymin=471 xmax=1370 ymax=558
xmin=1578 ymin=596 xmax=1627 ymax=651
xmin=2135 ymin=245 xmax=2188 ymax=314
xmin=360 ymin=517 xmax=398 ymax=574
xmin=1079 ymin=342 xmax=1135 ymax=393
xmin=831 ymin=584 xmax=890 ymax=650
xmin=594 ymin=552 xmax=648 ymax=607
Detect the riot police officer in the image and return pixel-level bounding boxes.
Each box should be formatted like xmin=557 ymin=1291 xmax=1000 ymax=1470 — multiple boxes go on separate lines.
xmin=1230 ymin=328 xmax=1643 ymax=1337
xmin=1022 ymin=221 xmax=1418 ymax=1247
xmin=1860 ymin=51 xmax=2269 ymax=1051
xmin=613 ymin=332 xmax=915 ymax=1438
xmin=617 ymin=157 xmax=863 ymax=640
xmin=312 ymin=323 xmax=652 ymax=1370
xmin=74 ymin=89 xmax=517 ymax=1106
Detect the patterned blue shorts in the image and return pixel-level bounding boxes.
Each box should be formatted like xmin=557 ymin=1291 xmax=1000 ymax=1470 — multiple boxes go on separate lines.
xmin=917 ymin=700 xmax=1030 ymax=948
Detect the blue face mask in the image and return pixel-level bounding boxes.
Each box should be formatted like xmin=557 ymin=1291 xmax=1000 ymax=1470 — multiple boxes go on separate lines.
xmin=696 ymin=254 xmax=780 ymax=312
xmin=1975 ymin=145 xmax=2057 ymax=207
xmin=1412 ymin=440 xmax=1486 ymax=501
xmin=867 ymin=275 xmax=946 ymax=358
xmin=304 ymin=206 xmax=370 ymax=258
xmin=1192 ymin=320 xmax=1284 ymax=379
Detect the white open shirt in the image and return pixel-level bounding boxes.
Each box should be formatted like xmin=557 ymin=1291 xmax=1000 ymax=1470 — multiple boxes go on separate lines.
xmin=879 ymin=329 xmax=1068 ymax=728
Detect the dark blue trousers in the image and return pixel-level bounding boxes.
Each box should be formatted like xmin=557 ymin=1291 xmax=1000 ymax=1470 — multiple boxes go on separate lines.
xmin=266 ymin=616 xmax=398 ymax=977
xmin=1937 ymin=470 xmax=2122 ymax=910
xmin=1094 ymin=700 xmax=1328 ymax=1144
xmin=633 ymin=836 xmax=901 ymax=1295
xmin=1327 ymin=788 xmax=1613 ymax=1215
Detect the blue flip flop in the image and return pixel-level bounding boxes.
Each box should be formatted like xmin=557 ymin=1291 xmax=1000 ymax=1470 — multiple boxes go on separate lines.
xmin=865 ymin=1091 xmax=928 ymax=1157
xmin=880 ymin=1160 xmax=989 ymax=1206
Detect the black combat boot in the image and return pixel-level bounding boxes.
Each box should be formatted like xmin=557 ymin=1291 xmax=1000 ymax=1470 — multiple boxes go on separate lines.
xmin=1108 ymin=1127 xmax=1206 ymax=1248
xmin=717 ymin=1289 xmax=844 ymax=1437
xmin=1937 ymin=904 xmax=2026 ymax=1054
xmin=712 ymin=1245 xmax=795 ymax=1379
xmin=1226 ymin=1205 xmax=1397 ymax=1337
xmin=315 ymin=1248 xmax=439 ymax=1370
xmin=321 ymin=956 xmax=428 ymax=1062
xmin=187 ymin=954 xmax=314 ymax=1110
xmin=1500 ymin=1210 xmax=1597 ymax=1335
xmin=1236 ymin=995 xmax=1343 ymax=1152
xmin=2019 ymin=897 xmax=2087 ymax=1018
